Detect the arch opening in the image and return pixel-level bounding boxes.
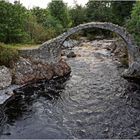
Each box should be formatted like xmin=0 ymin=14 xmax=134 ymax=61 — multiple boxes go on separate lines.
xmin=57 ymin=22 xmax=139 ymax=66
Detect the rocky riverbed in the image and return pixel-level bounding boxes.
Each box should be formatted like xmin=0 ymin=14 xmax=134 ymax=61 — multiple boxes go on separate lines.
xmin=0 ymin=39 xmax=140 ymax=139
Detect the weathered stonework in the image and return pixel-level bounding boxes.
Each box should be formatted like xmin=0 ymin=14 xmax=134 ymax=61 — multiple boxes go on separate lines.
xmin=19 ymin=22 xmax=140 ymax=79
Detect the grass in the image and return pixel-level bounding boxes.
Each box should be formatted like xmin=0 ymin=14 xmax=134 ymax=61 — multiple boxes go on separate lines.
xmin=0 ymin=44 xmax=19 ymax=68
xmin=2 ymin=43 xmax=40 ymax=50
xmin=0 ymin=42 xmax=41 ymax=68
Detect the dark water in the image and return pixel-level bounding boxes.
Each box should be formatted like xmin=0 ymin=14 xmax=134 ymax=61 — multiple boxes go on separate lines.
xmin=1 ymin=42 xmax=140 ymax=139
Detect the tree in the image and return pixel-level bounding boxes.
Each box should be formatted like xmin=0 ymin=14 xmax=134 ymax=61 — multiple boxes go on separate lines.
xmin=24 ymin=13 xmax=48 ymax=43
xmin=31 ymin=7 xmax=48 ymax=25
xmin=48 ymin=0 xmax=71 ymax=29
xmin=111 ymin=1 xmax=136 ymax=25
xmin=0 ymin=0 xmax=28 ymax=43
xmin=69 ymin=5 xmax=86 ymax=27
xmin=85 ymin=0 xmax=113 ymax=39
xmin=43 ymin=15 xmax=63 ymax=38
xmin=86 ymin=0 xmax=112 ymax=22
xmin=126 ymin=1 xmax=140 ymax=46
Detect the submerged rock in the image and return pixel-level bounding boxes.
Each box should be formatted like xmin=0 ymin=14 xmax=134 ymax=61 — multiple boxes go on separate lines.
xmin=0 ymin=66 xmax=12 ymax=89
xmin=61 ymin=50 xmax=66 ymax=56
xmin=67 ymin=52 xmax=76 ymax=58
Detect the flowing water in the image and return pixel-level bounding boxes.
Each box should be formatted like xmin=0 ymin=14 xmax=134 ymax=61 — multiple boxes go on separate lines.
xmin=1 ymin=40 xmax=140 ymax=139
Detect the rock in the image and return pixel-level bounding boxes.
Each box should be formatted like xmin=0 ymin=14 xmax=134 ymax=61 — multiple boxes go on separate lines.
xmin=13 ymin=57 xmax=71 ymax=85
xmin=13 ymin=57 xmax=54 ymax=85
xmin=67 ymin=51 xmax=76 ymax=58
xmin=13 ymin=57 xmax=34 ymax=84
xmin=76 ymin=54 xmax=81 ymax=57
xmin=61 ymin=50 xmax=66 ymax=56
xmin=33 ymin=62 xmax=54 ymax=81
xmin=0 ymin=66 xmax=12 ymax=89
xmin=112 ymin=40 xmax=129 ymax=66
xmin=62 ymin=39 xmax=80 ymax=49
xmin=94 ymin=35 xmax=104 ymax=40
xmin=122 ymin=62 xmax=140 ymax=79
xmin=53 ymin=60 xmax=71 ymax=77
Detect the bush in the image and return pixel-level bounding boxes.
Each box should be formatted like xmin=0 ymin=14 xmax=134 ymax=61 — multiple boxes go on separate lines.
xmin=0 ymin=1 xmax=28 ymax=43
xmin=48 ymin=0 xmax=71 ymax=29
xmin=24 ymin=14 xmax=49 ymax=44
xmin=0 ymin=44 xmax=19 ymax=68
xmin=126 ymin=1 xmax=140 ymax=46
xmin=44 ymin=15 xmax=64 ymax=36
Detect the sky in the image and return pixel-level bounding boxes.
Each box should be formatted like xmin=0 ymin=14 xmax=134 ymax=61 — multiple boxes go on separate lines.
xmin=8 ymin=0 xmax=88 ymax=9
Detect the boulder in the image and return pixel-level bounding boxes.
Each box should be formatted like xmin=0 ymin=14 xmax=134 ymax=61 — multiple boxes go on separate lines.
xmin=13 ymin=57 xmax=71 ymax=85
xmin=122 ymin=62 xmax=140 ymax=79
xmin=13 ymin=57 xmax=54 ymax=85
xmin=53 ymin=60 xmax=71 ymax=77
xmin=67 ymin=51 xmax=76 ymax=58
xmin=13 ymin=57 xmax=34 ymax=84
xmin=0 ymin=66 xmax=12 ymax=89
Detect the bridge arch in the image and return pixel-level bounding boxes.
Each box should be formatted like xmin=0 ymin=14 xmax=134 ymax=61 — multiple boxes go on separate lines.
xmin=58 ymin=22 xmax=139 ymax=65
xmin=21 ymin=22 xmax=140 ymax=78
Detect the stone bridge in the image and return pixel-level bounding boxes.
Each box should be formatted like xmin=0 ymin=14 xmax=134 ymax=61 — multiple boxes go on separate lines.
xmin=20 ymin=22 xmax=140 ymax=78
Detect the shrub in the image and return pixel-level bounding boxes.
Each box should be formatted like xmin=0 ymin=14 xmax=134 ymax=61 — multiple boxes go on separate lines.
xmin=44 ymin=15 xmax=64 ymax=37
xmin=0 ymin=1 xmax=28 ymax=43
xmin=126 ymin=1 xmax=140 ymax=46
xmin=0 ymin=44 xmax=19 ymax=68
xmin=24 ymin=14 xmax=49 ymax=44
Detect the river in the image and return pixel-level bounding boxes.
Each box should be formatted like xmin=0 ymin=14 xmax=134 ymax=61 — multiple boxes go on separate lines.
xmin=1 ymin=40 xmax=140 ymax=139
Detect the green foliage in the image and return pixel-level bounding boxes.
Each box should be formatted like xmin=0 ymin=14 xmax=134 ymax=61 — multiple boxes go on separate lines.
xmin=0 ymin=0 xmax=138 ymax=45
xmin=0 ymin=0 xmax=71 ymax=44
xmin=31 ymin=7 xmax=48 ymax=25
xmin=85 ymin=0 xmax=135 ymax=25
xmin=0 ymin=43 xmax=19 ymax=67
xmin=0 ymin=0 xmax=28 ymax=43
xmin=86 ymin=0 xmax=112 ymax=22
xmin=126 ymin=1 xmax=140 ymax=46
xmin=31 ymin=3 xmax=65 ymax=40
xmin=44 ymin=15 xmax=64 ymax=38
xmin=83 ymin=0 xmax=135 ymax=39
xmin=85 ymin=1 xmax=113 ymax=38
xmin=48 ymin=0 xmax=71 ymax=29
xmin=111 ymin=1 xmax=135 ymax=25
xmin=69 ymin=5 xmax=86 ymax=26
xmin=24 ymin=13 xmax=48 ymax=43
